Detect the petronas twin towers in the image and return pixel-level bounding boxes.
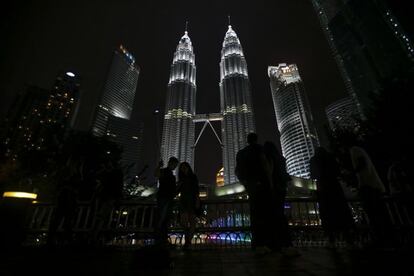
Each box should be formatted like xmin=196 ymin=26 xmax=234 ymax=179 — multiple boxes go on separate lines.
xmin=161 ymin=25 xmax=255 ymax=185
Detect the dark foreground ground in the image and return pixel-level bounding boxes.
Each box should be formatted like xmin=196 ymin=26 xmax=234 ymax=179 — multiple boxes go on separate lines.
xmin=1 ymin=245 xmax=413 ymax=276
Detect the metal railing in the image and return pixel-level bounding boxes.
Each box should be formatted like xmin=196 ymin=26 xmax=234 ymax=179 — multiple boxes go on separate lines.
xmin=25 ymin=196 xmax=414 ymax=247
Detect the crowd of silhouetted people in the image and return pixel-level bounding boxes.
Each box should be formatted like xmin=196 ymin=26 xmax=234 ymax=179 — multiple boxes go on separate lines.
xmin=310 ymin=141 xmax=414 ymax=249
xmin=235 ymin=133 xmax=298 ymax=255
xmin=18 ymin=132 xmax=413 ymax=252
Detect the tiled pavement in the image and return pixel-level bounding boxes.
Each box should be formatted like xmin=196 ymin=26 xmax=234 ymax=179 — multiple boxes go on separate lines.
xmin=1 ymin=246 xmax=413 ymax=276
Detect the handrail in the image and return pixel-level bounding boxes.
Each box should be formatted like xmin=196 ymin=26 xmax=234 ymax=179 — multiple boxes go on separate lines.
xmin=23 ymin=196 xmax=414 ymax=247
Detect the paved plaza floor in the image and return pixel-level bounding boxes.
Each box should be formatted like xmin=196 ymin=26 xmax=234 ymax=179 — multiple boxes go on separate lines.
xmin=1 ymin=245 xmax=413 ymax=276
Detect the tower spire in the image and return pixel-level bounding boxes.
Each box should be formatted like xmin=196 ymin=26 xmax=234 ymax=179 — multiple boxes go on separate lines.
xmin=228 ymin=15 xmax=231 ymax=26
xmin=185 ymin=21 xmax=188 ymax=33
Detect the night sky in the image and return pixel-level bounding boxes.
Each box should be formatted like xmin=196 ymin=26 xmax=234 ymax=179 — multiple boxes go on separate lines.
xmin=1 ymin=0 xmax=351 ymax=185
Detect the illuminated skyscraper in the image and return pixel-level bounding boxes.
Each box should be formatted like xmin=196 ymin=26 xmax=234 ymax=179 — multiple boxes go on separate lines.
xmin=268 ymin=64 xmax=319 ymax=179
xmin=160 ymin=30 xmax=196 ymax=166
xmin=92 ymin=45 xmax=139 ymax=137
xmin=91 ymin=45 xmax=141 ymax=182
xmin=220 ymin=25 xmax=255 ymax=185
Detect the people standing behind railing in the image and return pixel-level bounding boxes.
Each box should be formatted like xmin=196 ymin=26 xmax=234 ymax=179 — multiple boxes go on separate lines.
xmin=310 ymin=147 xmax=355 ymax=247
xmin=176 ymin=162 xmax=200 ymax=250
xmin=236 ymin=133 xmax=272 ymax=254
xmin=349 ymin=145 xmax=392 ymax=248
xmin=263 ymin=141 xmax=295 ymax=252
xmin=154 ymin=157 xmax=179 ymax=246
xmin=388 ymin=158 xmax=414 ymax=224
xmin=388 ymin=158 xmax=412 ymax=197
xmin=47 ymin=156 xmax=81 ymax=246
xmin=90 ymin=160 xmax=123 ymax=245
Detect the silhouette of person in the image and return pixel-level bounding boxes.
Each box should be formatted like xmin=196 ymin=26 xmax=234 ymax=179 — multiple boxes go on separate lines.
xmin=388 ymin=159 xmax=414 ymax=223
xmin=90 ymin=160 xmax=123 ymax=245
xmin=388 ymin=159 xmax=412 ymax=196
xmin=263 ymin=141 xmax=293 ymax=250
xmin=349 ymin=145 xmax=391 ymax=247
xmin=235 ymin=133 xmax=272 ymax=252
xmin=177 ymin=162 xmax=200 ymax=249
xmin=310 ymin=147 xmax=354 ymax=246
xmin=47 ymin=156 xmax=81 ymax=246
xmin=154 ymin=157 xmax=179 ymax=246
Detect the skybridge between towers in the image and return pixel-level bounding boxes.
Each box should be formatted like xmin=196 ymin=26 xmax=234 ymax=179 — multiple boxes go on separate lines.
xmin=192 ymin=113 xmax=223 ymax=149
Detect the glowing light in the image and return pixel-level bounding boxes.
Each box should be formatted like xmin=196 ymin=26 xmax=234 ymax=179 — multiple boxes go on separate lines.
xmin=66 ymin=72 xmax=75 ymax=77
xmin=141 ymin=187 xmax=156 ymax=197
xmin=3 ymin=191 xmax=38 ymax=200
xmin=268 ymin=64 xmax=301 ymax=84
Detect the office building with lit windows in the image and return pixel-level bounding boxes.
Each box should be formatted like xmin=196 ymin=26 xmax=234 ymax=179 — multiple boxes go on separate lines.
xmin=92 ymin=45 xmax=139 ymax=137
xmin=91 ymin=45 xmax=141 ymax=182
xmin=326 ymin=97 xmax=360 ymax=131
xmin=161 ymin=30 xmax=196 ymax=167
xmin=311 ymin=0 xmax=414 ymax=117
xmin=268 ymin=64 xmax=319 ymax=179
xmin=2 ymin=71 xmax=80 ymax=160
xmin=220 ymin=25 xmax=255 ymax=185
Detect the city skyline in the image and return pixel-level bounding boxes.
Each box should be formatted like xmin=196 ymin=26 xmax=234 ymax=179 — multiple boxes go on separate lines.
xmin=2 ymin=0 xmax=411 ymax=184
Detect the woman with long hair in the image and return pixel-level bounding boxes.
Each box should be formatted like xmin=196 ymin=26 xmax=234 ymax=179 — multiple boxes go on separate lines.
xmin=177 ymin=162 xmax=200 ymax=249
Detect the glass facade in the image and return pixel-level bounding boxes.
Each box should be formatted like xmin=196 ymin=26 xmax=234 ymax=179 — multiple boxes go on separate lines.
xmin=161 ymin=31 xmax=196 ymax=167
xmin=92 ymin=45 xmax=139 ymax=137
xmin=268 ymin=64 xmax=319 ymax=179
xmin=311 ymin=0 xmax=414 ymax=117
xmin=220 ymin=25 xmax=255 ymax=185
xmin=91 ymin=45 xmax=141 ymax=182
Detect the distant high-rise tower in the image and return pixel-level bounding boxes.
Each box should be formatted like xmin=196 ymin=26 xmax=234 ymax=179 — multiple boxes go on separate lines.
xmin=91 ymin=45 xmax=140 ymax=182
xmin=220 ymin=25 xmax=255 ymax=185
xmin=311 ymin=0 xmax=414 ymax=118
xmin=47 ymin=72 xmax=81 ymax=130
xmin=326 ymin=97 xmax=360 ymax=131
xmin=2 ymin=71 xmax=80 ymax=159
xmin=161 ymin=30 xmax=196 ymax=167
xmin=268 ymin=64 xmax=319 ymax=179
xmin=92 ymin=45 xmax=139 ymax=137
